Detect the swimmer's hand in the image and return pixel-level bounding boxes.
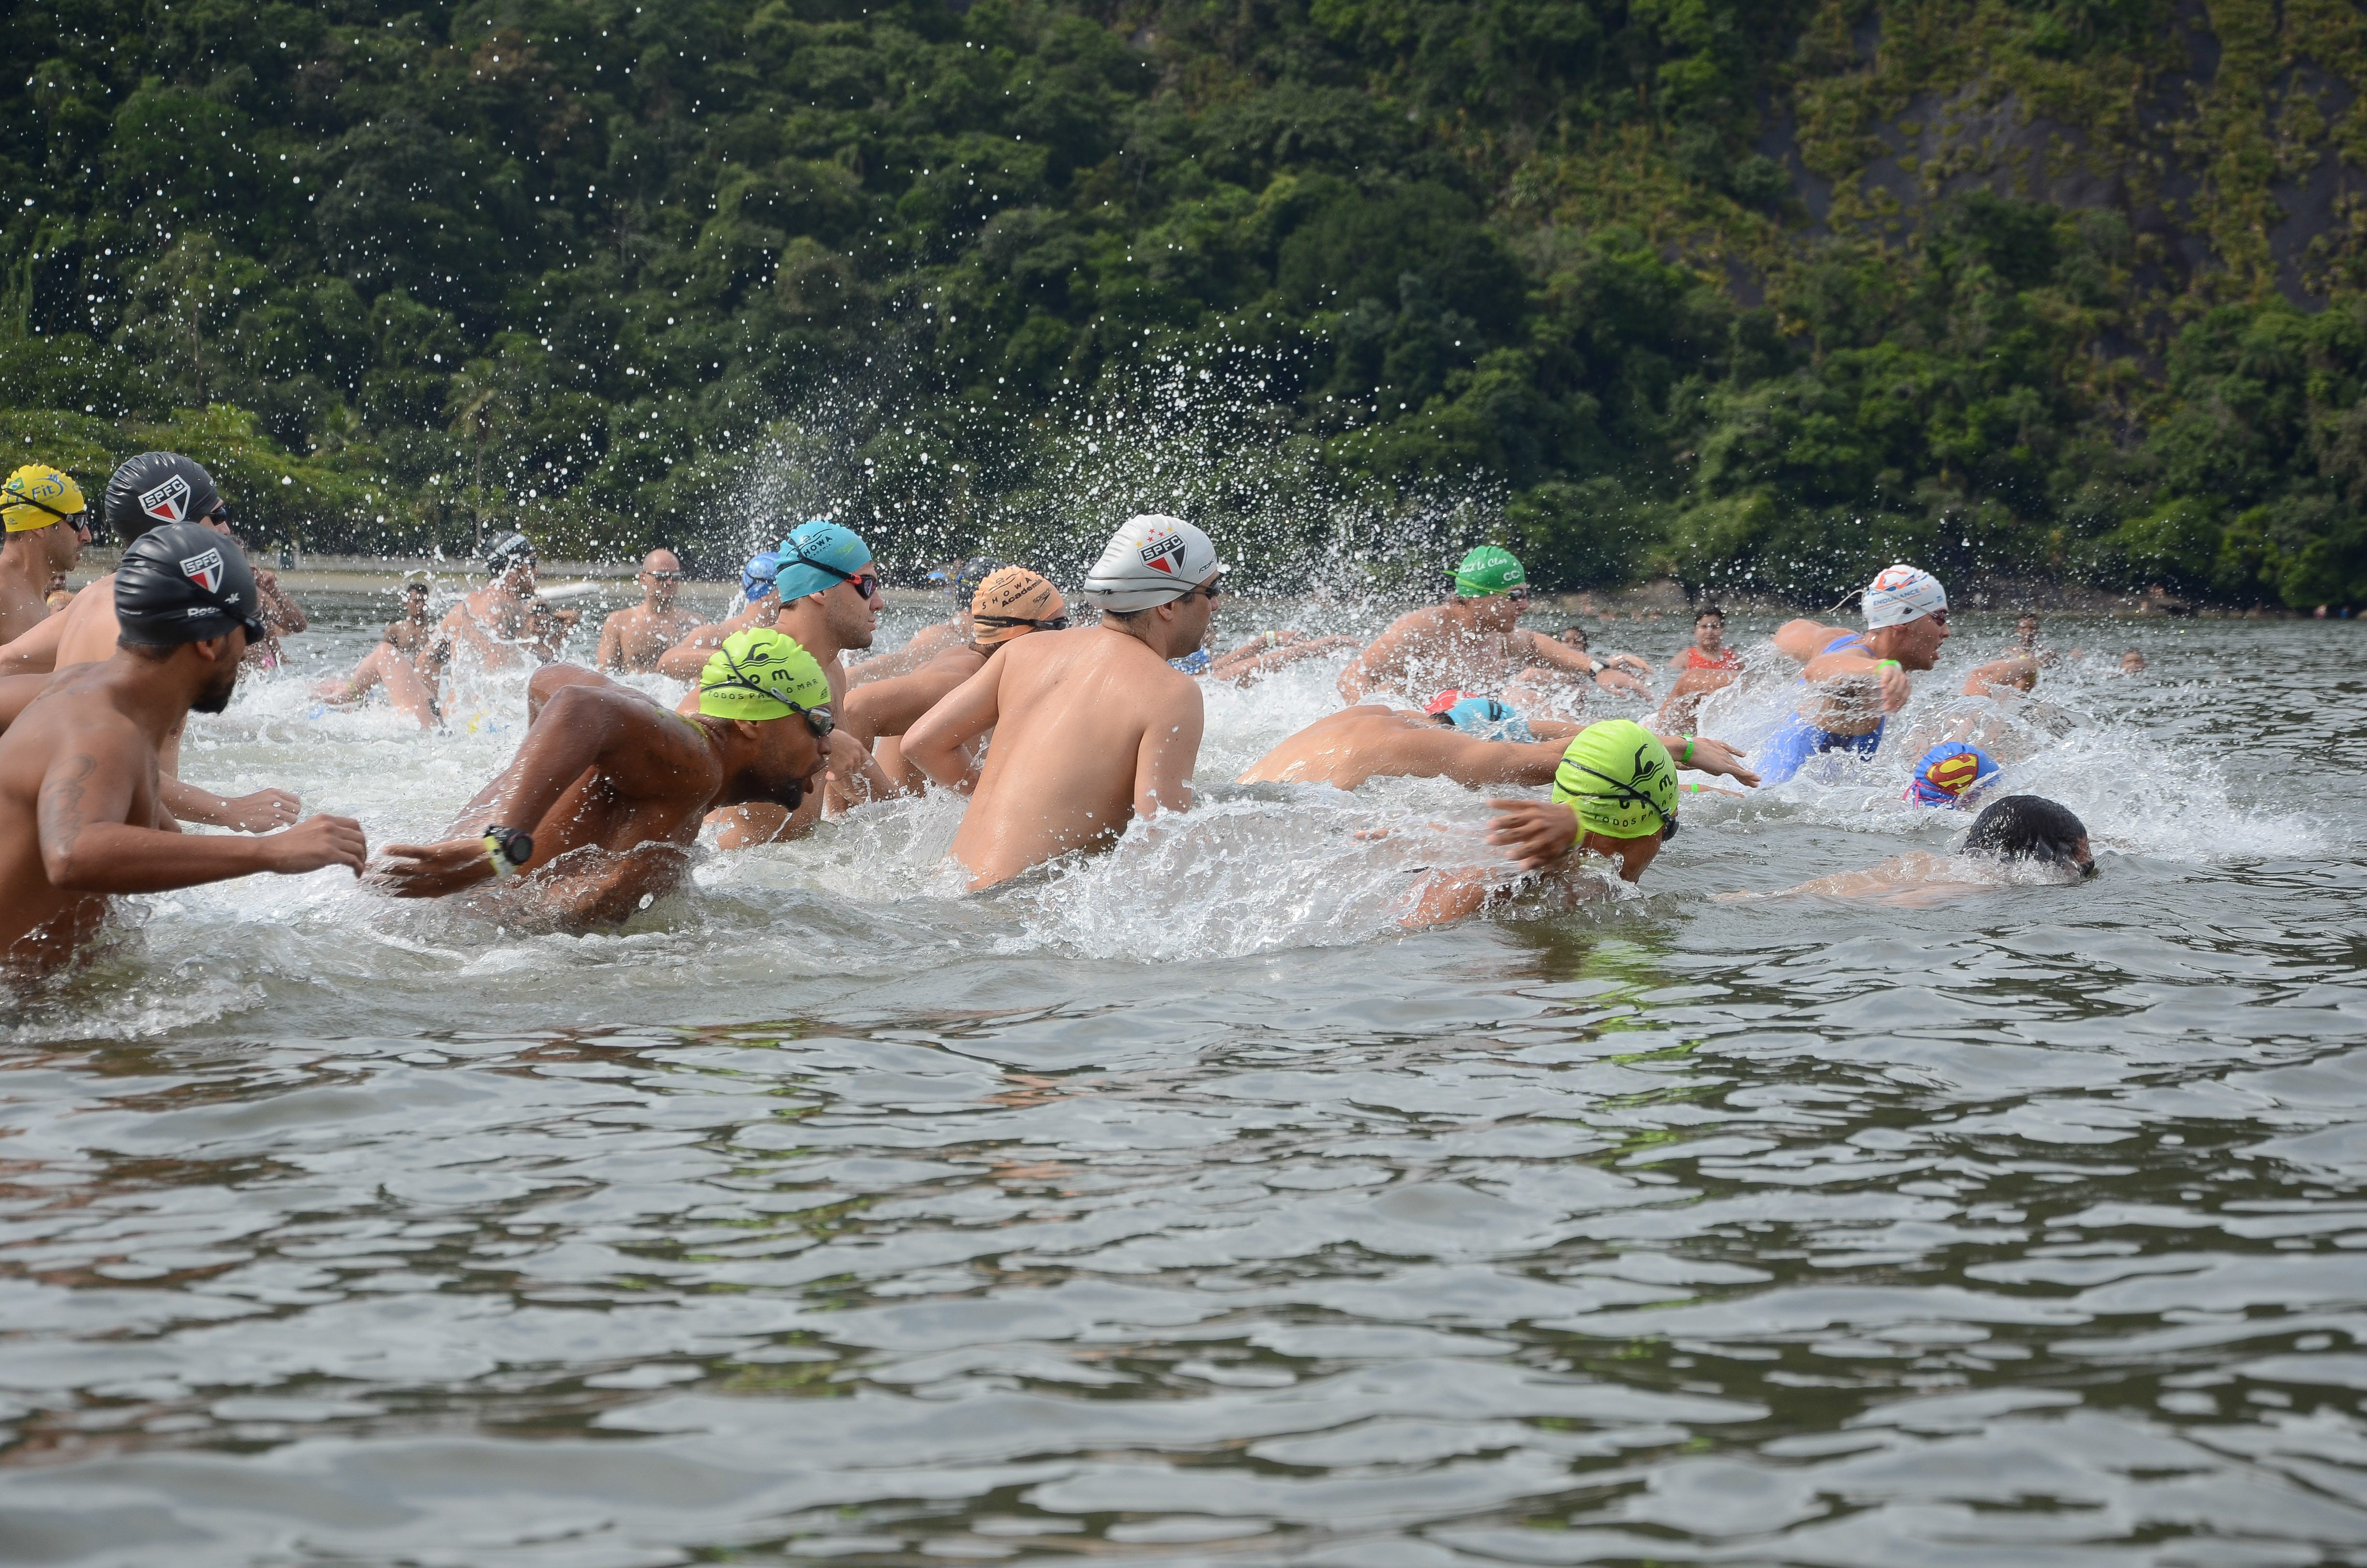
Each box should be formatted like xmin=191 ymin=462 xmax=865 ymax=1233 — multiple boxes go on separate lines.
xmin=216 ymin=788 xmax=305 ymax=834
xmin=1876 ymin=662 xmax=1912 ymax=712
xmin=371 ymin=836 xmax=499 ymax=897
xmin=264 ymin=814 xmax=369 ymax=877
xmin=1684 ymin=736 xmax=1760 ymax=789
xmin=1485 ymin=798 xmax=1578 ymax=870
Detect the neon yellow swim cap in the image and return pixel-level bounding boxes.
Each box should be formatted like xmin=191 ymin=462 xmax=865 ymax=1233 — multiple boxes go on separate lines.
xmin=2 ymin=464 xmax=86 ymax=533
xmin=697 ymin=628 xmax=831 ymax=721
xmin=1550 ymin=719 xmax=1676 ymax=839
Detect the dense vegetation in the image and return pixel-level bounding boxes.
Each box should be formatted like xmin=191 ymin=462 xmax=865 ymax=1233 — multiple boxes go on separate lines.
xmin=4 ymin=0 xmax=2366 ymax=606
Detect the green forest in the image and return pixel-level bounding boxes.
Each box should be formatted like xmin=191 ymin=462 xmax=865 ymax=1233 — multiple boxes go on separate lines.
xmin=5 ymin=0 xmax=2367 ymax=606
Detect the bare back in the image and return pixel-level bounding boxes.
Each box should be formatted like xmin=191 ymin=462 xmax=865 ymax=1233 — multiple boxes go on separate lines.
xmin=1340 ymin=605 xmax=1568 ymax=702
xmin=925 ymin=627 xmax=1203 ymax=888
xmin=598 ymin=603 xmax=704 ymax=672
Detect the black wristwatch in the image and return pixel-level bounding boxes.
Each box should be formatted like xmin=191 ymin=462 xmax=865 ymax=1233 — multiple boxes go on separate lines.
xmin=481 ymin=825 xmax=534 ymax=878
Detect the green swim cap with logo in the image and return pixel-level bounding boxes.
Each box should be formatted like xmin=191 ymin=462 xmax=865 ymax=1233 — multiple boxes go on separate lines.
xmin=1551 ymin=719 xmax=1677 ymax=840
xmin=1452 ymin=545 xmax=1527 ymax=598
xmin=697 ymin=628 xmax=831 ymax=721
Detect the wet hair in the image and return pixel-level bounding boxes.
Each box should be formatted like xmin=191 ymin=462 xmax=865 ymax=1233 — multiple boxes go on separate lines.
xmin=1556 ymin=624 xmax=1589 ymax=647
xmin=1964 ymin=795 xmax=2089 ymax=866
xmin=1696 ymin=604 xmax=1725 ymax=622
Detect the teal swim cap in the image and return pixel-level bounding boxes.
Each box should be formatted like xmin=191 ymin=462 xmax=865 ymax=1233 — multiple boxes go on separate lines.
xmin=774 ymin=519 xmax=872 ymax=601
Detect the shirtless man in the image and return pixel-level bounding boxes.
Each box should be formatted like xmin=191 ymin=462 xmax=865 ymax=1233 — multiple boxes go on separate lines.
xmin=840 ymin=566 xmax=1066 ymax=795
xmin=430 ymin=533 xmax=555 ymax=674
xmin=372 ymin=628 xmax=837 ymax=928
xmin=595 ymin=548 xmax=702 ymax=672
xmin=1338 ymin=546 xmax=1601 ymax=704
xmin=1240 ymin=697 xmax=1756 ymax=793
xmin=1755 ymin=564 xmax=1950 ymax=785
xmin=0 ymin=452 xmax=301 ymax=832
xmin=904 ymin=514 xmax=1217 ymax=889
xmin=692 ymin=519 xmax=886 ymax=846
xmin=0 ymin=525 xmax=366 ymax=975
xmin=1518 ymin=622 xmax=1648 ymax=700
xmin=0 ymin=464 xmax=92 ymax=647
xmin=847 ymin=556 xmax=1000 ymax=687
xmin=654 ymin=549 xmax=783 ymax=682
xmin=314 ymin=577 xmax=439 ymax=727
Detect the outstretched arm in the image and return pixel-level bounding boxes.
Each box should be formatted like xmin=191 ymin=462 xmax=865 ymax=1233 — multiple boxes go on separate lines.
xmin=595 ymin=614 xmax=626 ymax=671
xmin=1336 ymin=626 xmax=1408 ymax=703
xmin=373 ymin=685 xmax=636 ymax=896
xmin=1652 ymin=732 xmax=1759 ymax=788
xmin=902 ymin=660 xmax=1003 ymax=794
xmin=160 ymin=777 xmax=304 ymax=833
xmin=41 ymin=734 xmax=362 ymax=892
xmin=1963 ymin=656 xmax=2038 ymax=697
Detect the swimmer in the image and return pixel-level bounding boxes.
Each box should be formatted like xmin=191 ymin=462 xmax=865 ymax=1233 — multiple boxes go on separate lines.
xmin=429 ymin=532 xmax=562 ymax=673
xmin=1241 ymin=695 xmax=1756 ymax=793
xmin=0 ymin=453 xmax=302 ymax=832
xmin=691 ymin=519 xmax=886 ymax=845
xmin=1962 ymin=654 xmax=2040 ymax=698
xmin=2119 ymin=649 xmax=2147 ymax=673
xmin=1729 ymin=794 xmax=2095 ymax=905
xmin=1903 ymin=742 xmax=1999 ymax=809
xmin=904 ymin=514 xmax=1218 ymax=890
xmin=0 ymin=465 xmax=93 ymax=647
xmin=0 ymin=526 xmax=366 ymax=975
xmin=1667 ymin=605 xmax=1743 ymax=672
xmin=847 ymin=555 xmax=1002 ymax=687
xmin=1338 ymin=546 xmax=1603 ymax=704
xmin=653 ymin=550 xmax=782 ymax=680
xmin=1757 ymin=564 xmax=1950 ymax=785
xmin=1401 ymin=719 xmax=1691 ymax=926
xmin=1548 ymin=623 xmax=1653 ymax=691
xmin=595 ymin=548 xmax=702 ymax=672
xmin=236 ymin=531 xmax=309 ymax=671
xmin=2005 ymin=612 xmax=2058 ymax=666
xmin=372 ymin=628 xmax=838 ymax=928
xmin=839 ymin=565 xmax=1065 ymax=796
xmin=313 ymin=577 xmax=439 ymax=727
xmin=44 ymin=575 xmax=74 ymax=614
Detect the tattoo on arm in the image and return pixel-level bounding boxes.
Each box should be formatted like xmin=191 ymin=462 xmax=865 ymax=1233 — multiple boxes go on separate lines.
xmin=37 ymin=752 xmax=98 ymax=859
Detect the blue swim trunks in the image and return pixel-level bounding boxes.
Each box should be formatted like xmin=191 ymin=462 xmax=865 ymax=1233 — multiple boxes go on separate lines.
xmin=1758 ymin=630 xmax=1883 ymax=783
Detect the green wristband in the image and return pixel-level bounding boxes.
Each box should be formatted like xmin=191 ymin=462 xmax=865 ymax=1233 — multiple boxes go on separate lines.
xmin=1873 ymin=658 xmax=1901 ymax=672
xmin=1681 ymin=736 xmax=1697 ymax=764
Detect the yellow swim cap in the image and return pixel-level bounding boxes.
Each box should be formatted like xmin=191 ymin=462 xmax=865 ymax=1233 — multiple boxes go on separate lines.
xmin=697 ymin=628 xmax=831 ymax=721
xmin=1550 ymin=720 xmax=1677 ymax=840
xmin=2 ymin=465 xmax=86 ymax=533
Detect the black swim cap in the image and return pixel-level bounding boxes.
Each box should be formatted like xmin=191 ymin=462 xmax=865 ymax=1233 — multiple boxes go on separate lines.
xmin=116 ymin=522 xmax=266 ymax=647
xmin=485 ymin=532 xmax=536 ymax=574
xmin=1965 ymin=794 xmax=2090 ymax=866
xmin=103 ymin=452 xmax=223 ymax=546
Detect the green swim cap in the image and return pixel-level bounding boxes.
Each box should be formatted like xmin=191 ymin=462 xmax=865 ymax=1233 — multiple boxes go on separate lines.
xmin=1452 ymin=544 xmax=1527 ymax=598
xmin=697 ymin=628 xmax=831 ymax=721
xmin=1551 ymin=719 xmax=1677 ymax=840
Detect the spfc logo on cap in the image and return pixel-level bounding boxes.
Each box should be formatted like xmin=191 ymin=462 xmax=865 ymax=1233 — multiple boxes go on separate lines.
xmin=140 ymin=475 xmax=192 ymax=524
xmin=1138 ymin=531 xmax=1184 ymax=576
xmin=179 ymin=548 xmax=225 ymax=595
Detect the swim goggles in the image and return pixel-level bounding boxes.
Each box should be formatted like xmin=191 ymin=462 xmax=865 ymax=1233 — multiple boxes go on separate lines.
xmin=1560 ymin=761 xmax=1679 ymax=839
xmin=972 ymin=612 xmax=1071 ymax=633
xmin=9 ymin=493 xmax=93 ymax=535
xmin=779 ymin=545 xmax=881 ymax=599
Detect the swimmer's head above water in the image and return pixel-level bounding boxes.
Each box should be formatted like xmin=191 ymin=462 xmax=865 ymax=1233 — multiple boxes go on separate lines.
xmin=103 ymin=452 xmax=226 ymax=546
xmin=484 ymin=532 xmax=537 ymax=592
xmin=1542 ymin=719 xmax=1678 ymax=881
xmin=1426 ymin=690 xmax=1533 ymax=742
xmin=1963 ymin=794 xmax=2095 ymax=878
xmin=1450 ymin=545 xmax=1530 ymax=631
xmin=696 ymin=627 xmax=835 ymax=806
xmin=1906 ymin=742 xmax=1998 ymax=808
xmin=970 ymin=567 xmax=1067 ymax=647
xmin=1858 ymin=563 xmax=1951 ymax=670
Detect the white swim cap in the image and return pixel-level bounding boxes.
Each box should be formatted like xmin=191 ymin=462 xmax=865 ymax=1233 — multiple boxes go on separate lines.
xmin=1862 ymin=563 xmax=1947 ymax=629
xmin=1080 ymin=514 xmax=1225 ymax=612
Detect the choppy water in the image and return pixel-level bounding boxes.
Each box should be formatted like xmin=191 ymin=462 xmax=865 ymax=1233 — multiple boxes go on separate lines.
xmin=4 ymin=593 xmax=2366 ymax=1567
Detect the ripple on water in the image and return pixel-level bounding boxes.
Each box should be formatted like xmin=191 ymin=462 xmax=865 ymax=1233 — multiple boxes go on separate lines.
xmin=1 ymin=606 xmax=2365 ymax=1564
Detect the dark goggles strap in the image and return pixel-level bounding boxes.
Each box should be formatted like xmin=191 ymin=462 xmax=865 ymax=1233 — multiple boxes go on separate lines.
xmin=973 ymin=612 xmax=1067 ymax=630
xmin=6 ymin=494 xmax=86 ymax=525
xmin=1559 ymin=761 xmax=1672 ymax=831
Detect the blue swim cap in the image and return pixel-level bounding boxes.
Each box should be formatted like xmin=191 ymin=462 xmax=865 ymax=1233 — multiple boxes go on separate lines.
xmin=740 ymin=551 xmax=780 ymax=601
xmin=1906 ymin=742 xmax=1998 ymax=807
xmin=774 ymin=518 xmax=872 ymax=601
xmin=1436 ymin=695 xmax=1533 ymax=743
